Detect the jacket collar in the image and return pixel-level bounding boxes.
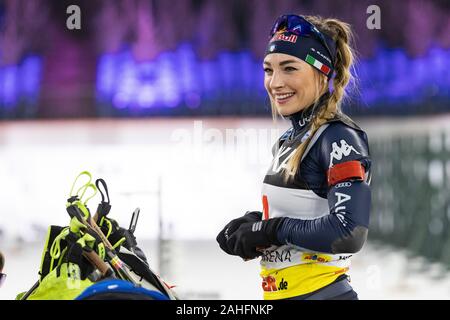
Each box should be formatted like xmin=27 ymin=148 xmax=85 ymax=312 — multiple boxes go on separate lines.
xmin=288 ymin=91 xmax=330 ymax=134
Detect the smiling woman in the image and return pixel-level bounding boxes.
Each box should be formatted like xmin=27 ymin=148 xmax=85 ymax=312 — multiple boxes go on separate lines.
xmin=217 ymin=14 xmax=372 ymax=300
xmin=263 ymin=54 xmax=327 ymax=116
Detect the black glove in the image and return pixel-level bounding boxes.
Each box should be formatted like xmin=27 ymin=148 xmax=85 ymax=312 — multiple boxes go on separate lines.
xmin=226 ymin=218 xmax=285 ymax=260
xmin=216 ymin=211 xmax=262 ymax=255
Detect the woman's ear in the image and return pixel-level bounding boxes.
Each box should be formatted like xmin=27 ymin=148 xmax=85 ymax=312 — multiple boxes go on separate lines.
xmin=318 ymin=74 xmax=328 ymax=93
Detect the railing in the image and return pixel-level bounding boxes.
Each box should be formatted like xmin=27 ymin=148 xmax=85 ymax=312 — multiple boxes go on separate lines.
xmin=369 ymin=127 xmax=450 ymax=268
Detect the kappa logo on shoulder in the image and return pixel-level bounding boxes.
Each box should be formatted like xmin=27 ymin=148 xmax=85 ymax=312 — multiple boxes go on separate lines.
xmin=329 ymin=139 xmax=361 ymax=167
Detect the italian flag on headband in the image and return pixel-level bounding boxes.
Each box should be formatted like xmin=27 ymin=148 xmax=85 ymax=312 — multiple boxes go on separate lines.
xmin=306 ymin=54 xmax=331 ymax=76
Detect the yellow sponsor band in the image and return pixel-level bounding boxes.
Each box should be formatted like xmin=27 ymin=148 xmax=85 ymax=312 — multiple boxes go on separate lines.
xmin=261 ymin=262 xmax=349 ymax=300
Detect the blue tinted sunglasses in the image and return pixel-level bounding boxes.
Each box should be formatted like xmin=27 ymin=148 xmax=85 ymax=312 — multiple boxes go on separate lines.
xmin=270 ymin=14 xmax=335 ymax=67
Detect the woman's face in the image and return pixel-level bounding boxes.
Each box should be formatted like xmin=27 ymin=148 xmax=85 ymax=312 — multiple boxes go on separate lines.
xmin=264 ymin=53 xmax=325 ymax=116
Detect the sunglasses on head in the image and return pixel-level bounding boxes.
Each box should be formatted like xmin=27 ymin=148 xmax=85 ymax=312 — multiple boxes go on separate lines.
xmin=270 ymin=14 xmax=335 ymax=67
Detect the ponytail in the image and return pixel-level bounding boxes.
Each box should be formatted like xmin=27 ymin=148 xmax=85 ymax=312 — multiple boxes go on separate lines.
xmin=281 ymin=15 xmax=357 ymax=181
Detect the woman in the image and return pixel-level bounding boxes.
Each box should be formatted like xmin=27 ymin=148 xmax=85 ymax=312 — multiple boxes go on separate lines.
xmin=217 ymin=14 xmax=371 ymax=300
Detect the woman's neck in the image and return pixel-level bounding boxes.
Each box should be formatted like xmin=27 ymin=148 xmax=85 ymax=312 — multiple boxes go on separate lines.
xmin=288 ymin=91 xmax=330 ymax=134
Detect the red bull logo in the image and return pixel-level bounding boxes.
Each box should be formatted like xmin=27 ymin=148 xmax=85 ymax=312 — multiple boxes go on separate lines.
xmin=271 ymin=33 xmax=298 ymax=43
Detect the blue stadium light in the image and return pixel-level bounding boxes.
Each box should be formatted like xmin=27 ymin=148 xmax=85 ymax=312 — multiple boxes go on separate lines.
xmin=1 ymin=45 xmax=449 ymax=118
xmin=0 ymin=55 xmax=42 ymax=116
xmin=95 ymin=43 xmax=449 ymax=116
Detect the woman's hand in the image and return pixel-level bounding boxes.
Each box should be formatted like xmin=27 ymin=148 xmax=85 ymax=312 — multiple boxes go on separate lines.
xmin=216 ymin=211 xmax=262 ymax=255
xmin=226 ymin=218 xmax=285 ymax=260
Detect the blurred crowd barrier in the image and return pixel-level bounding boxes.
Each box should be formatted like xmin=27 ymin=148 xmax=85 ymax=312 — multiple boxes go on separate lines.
xmin=366 ymin=116 xmax=450 ymax=270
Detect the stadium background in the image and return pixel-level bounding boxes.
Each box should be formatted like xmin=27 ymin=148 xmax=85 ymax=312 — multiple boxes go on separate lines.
xmin=1 ymin=0 xmax=449 ymax=299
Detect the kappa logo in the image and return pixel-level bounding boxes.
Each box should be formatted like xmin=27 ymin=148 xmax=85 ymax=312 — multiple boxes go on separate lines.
xmin=329 ymin=139 xmax=361 ymax=167
xmin=272 ymin=146 xmax=295 ymax=173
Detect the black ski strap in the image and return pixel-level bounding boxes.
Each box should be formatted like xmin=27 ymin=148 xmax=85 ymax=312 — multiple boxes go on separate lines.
xmin=96 ymin=179 xmax=110 ymax=204
xmin=129 ymin=208 xmax=140 ymax=235
xmin=95 ymin=179 xmax=111 ymax=220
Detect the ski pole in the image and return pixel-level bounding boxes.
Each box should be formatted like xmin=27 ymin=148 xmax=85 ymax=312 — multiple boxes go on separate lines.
xmin=67 ymin=198 xmax=139 ymax=285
